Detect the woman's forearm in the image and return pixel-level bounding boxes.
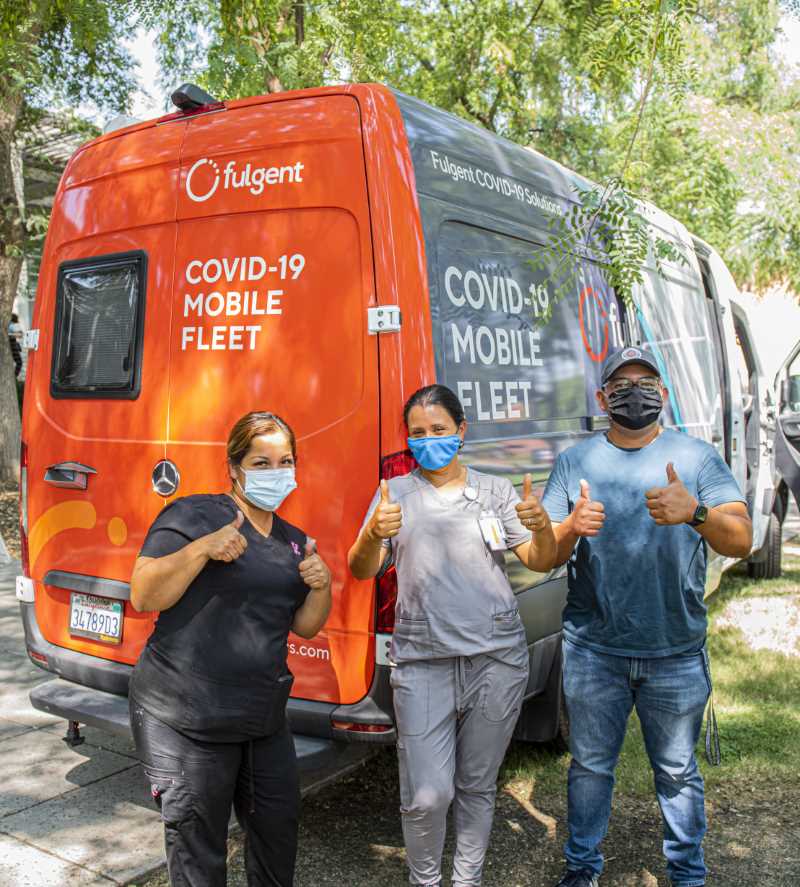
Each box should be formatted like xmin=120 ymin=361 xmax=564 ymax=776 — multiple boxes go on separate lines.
xmin=347 ymin=528 xmax=389 ymax=580
xmin=525 ymin=521 xmax=558 ymax=572
xmin=292 ymin=584 xmax=332 ymax=639
xmin=130 ymin=540 xmax=210 ymax=612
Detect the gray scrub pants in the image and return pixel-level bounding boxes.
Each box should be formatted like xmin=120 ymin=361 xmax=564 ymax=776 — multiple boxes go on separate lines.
xmin=391 ymin=651 xmax=528 ymax=886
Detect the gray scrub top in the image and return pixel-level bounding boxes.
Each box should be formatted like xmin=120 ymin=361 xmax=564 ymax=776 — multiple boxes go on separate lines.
xmin=361 ymin=467 xmax=532 ymax=662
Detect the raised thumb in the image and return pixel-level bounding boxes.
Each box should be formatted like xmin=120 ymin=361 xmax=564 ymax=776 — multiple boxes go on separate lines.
xmin=379 ymin=479 xmax=391 ymax=503
xmin=579 ymin=478 xmax=591 ymax=501
xmin=666 ymin=462 xmax=679 ymax=484
xmin=232 ymin=510 xmax=244 ymax=529
xmin=304 ymin=538 xmax=317 ymax=558
xmin=522 ymin=473 xmax=532 ymax=500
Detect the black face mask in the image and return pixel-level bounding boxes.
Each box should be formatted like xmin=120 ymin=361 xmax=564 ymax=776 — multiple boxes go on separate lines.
xmin=607 ymin=386 xmax=663 ymax=430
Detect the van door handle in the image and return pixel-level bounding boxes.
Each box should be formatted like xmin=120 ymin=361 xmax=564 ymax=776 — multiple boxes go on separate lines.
xmin=44 ymin=461 xmax=97 ymax=490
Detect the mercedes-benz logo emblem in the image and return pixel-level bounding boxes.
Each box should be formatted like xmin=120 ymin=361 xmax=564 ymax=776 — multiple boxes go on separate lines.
xmin=152 ymin=460 xmax=180 ymax=497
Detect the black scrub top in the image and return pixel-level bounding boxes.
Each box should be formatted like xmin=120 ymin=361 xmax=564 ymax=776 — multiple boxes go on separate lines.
xmin=130 ymin=493 xmax=310 ymax=742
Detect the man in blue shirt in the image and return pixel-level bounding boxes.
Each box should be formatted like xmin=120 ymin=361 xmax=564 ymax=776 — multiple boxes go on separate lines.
xmin=542 ymin=347 xmax=752 ymax=887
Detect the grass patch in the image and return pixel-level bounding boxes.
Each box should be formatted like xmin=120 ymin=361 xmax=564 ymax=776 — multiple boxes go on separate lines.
xmin=501 ymin=552 xmax=800 ymax=800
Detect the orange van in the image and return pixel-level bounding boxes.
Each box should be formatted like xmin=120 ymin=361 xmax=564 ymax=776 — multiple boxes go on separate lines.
xmin=18 ymin=83 xmax=796 ymax=774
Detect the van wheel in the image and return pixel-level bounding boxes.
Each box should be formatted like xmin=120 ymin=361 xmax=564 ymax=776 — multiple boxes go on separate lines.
xmin=748 ymin=511 xmax=782 ymax=580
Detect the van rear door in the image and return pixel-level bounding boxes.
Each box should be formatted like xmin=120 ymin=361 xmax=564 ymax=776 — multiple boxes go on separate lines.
xmin=23 ymin=121 xmax=185 ymax=665
xmin=775 ymin=342 xmax=800 ymax=508
xmin=166 ymin=95 xmax=379 ymax=707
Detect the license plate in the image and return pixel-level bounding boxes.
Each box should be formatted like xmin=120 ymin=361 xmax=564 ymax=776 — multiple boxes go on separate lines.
xmin=69 ymin=593 xmax=123 ymax=644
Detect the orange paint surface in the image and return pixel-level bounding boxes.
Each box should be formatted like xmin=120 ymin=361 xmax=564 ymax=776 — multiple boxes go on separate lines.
xmin=29 ymin=501 xmax=97 ymax=572
xmin=22 ymin=85 xmax=435 ymax=704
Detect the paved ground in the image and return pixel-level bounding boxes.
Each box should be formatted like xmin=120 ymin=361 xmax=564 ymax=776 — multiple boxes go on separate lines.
xmin=0 ymin=560 xmax=164 ymax=887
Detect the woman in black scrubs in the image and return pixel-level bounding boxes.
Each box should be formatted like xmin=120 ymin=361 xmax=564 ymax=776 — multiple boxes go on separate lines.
xmin=129 ymin=411 xmax=331 ymax=887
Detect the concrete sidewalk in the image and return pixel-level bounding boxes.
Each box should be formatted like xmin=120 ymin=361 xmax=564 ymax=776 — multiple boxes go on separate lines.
xmin=0 ymin=561 xmax=164 ymax=886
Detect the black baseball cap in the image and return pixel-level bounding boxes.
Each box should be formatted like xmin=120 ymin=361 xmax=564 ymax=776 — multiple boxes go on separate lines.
xmin=600 ymin=347 xmax=661 ymax=386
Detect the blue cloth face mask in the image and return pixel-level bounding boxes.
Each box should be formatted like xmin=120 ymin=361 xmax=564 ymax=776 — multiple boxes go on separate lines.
xmin=407 ymin=434 xmax=462 ymax=471
xmin=237 ymin=467 xmax=297 ymax=512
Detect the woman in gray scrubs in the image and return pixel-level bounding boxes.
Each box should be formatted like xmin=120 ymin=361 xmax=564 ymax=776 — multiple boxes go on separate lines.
xmin=348 ymin=384 xmax=556 ymax=887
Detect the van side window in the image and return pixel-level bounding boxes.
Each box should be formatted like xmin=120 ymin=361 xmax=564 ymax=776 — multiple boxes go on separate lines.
xmin=432 ymin=222 xmax=594 ymax=440
xmin=51 ymin=252 xmax=147 ymax=399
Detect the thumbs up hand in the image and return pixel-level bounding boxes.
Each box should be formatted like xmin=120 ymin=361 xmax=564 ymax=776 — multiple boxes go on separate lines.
xmin=299 ymin=539 xmax=331 ymax=591
xmin=202 ymin=510 xmax=248 ymax=562
xmin=645 ymin=463 xmax=697 ymax=525
xmin=515 ymin=473 xmax=550 ymax=533
xmin=570 ymin=478 xmax=606 ymax=537
xmin=367 ymin=479 xmax=403 ymax=541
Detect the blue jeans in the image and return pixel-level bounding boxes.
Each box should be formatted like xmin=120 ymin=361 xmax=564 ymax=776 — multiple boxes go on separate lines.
xmin=562 ymin=638 xmax=711 ymax=886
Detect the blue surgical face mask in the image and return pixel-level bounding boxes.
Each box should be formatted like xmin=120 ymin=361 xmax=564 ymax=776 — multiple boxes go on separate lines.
xmin=236 ymin=467 xmax=297 ymax=512
xmin=407 ymin=434 xmax=462 ymax=471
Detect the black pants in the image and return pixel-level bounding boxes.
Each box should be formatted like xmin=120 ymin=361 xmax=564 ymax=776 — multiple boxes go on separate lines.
xmin=130 ymin=698 xmax=300 ymax=887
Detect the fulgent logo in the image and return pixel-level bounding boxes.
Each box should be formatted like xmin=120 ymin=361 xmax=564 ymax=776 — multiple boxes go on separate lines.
xmin=185 ymin=157 xmax=305 ymax=203
xmin=621 ymin=347 xmax=643 ymax=360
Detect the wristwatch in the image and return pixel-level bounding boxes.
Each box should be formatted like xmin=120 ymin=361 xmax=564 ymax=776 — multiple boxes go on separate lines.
xmin=689 ymin=503 xmax=709 ymax=528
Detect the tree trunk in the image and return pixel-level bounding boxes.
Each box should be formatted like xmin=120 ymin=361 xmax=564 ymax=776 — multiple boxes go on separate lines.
xmin=0 ymin=91 xmax=25 ymax=485
xmin=294 ymin=1 xmax=305 ymax=46
xmin=0 ymin=255 xmax=22 ymax=485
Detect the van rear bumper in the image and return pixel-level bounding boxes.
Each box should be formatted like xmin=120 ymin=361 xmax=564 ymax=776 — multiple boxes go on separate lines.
xmin=20 ymin=600 xmax=132 ymax=695
xmin=28 ymin=679 xmax=373 ymax=790
xmin=20 ymin=597 xmax=392 ymax=745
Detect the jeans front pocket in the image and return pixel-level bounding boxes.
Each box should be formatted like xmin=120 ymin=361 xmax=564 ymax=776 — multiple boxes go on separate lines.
xmin=643 ymin=651 xmax=709 ymax=717
xmin=390 ymin=661 xmax=429 ymax=737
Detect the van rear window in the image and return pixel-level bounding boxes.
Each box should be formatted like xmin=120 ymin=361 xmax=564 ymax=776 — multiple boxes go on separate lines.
xmin=51 ymin=252 xmax=147 ymax=398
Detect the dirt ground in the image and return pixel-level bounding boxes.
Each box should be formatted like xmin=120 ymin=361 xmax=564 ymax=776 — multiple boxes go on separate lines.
xmin=289 ymin=752 xmax=799 ymax=886
xmin=135 ymin=743 xmax=799 ymax=887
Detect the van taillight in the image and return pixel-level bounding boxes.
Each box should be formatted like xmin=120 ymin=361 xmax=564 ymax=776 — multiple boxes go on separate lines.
xmin=381 ymin=449 xmax=417 ymax=479
xmin=376 ymin=567 xmax=398 ymax=633
xmin=19 ymin=441 xmax=30 ymax=577
xmin=374 ymin=449 xmax=416 ymax=634
xmin=331 ymin=721 xmax=393 ymax=734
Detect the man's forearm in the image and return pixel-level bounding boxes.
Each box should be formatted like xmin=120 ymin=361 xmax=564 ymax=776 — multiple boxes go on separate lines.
xmin=553 ymin=517 xmax=580 ymax=567
xmin=695 ymin=507 xmax=752 ymax=558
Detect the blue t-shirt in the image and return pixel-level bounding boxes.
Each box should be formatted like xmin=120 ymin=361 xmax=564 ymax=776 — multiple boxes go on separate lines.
xmin=541 ymin=429 xmax=745 ymax=657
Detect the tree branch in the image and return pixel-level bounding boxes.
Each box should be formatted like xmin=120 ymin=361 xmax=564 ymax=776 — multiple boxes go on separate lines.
xmin=413 ymin=50 xmax=435 ymax=72
xmin=525 ymin=0 xmax=547 ymax=32
xmin=620 ymin=6 xmax=663 ymax=182
xmin=458 ymin=93 xmax=495 ymax=131
xmin=294 ymin=1 xmax=305 ymax=47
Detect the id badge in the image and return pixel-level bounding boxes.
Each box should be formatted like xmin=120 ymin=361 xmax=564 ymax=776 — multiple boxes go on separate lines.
xmin=478 ymin=512 xmax=507 ymax=551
